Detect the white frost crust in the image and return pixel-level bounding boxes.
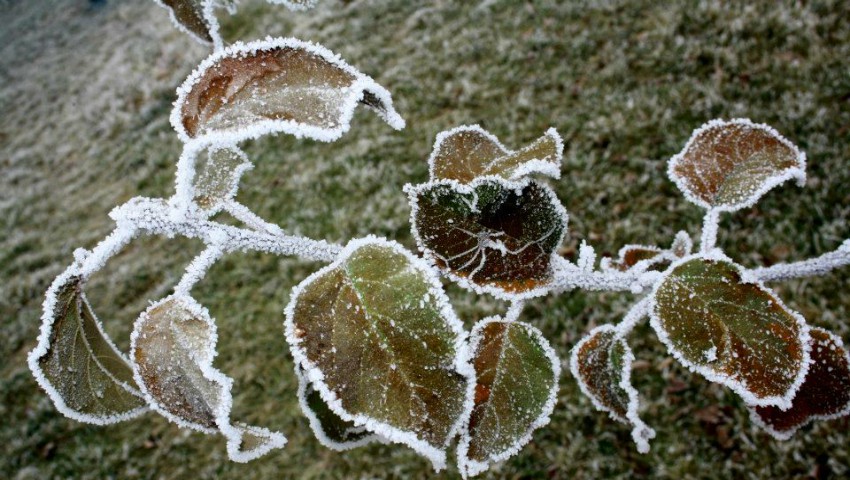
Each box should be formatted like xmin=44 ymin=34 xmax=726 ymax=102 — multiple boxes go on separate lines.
xmin=130 ymin=294 xmax=286 ymax=461
xmin=568 ymin=298 xmax=656 ymax=453
xmin=28 ymin=259 xmax=148 ymax=425
xmin=699 ymin=208 xmax=721 ymax=253
xmin=170 ymin=37 xmax=405 ymax=146
xmin=671 ymin=230 xmax=693 ymax=257
xmin=426 ymin=125 xmax=564 ymax=182
xmin=110 ymin=196 xmax=341 ymax=262
xmin=750 ymin=242 xmax=850 ymax=283
xmin=265 ymin=0 xmax=318 ymax=11
xmin=295 ymin=367 xmax=382 ymax=451
xmin=174 ymin=245 xmax=225 ymax=295
xmin=577 ymin=240 xmax=597 ymax=272
xmin=457 ymin=318 xmax=561 ymax=478
xmin=222 ymin=200 xmax=285 ymax=235
xmin=747 ymin=327 xmax=850 ymax=440
xmin=667 ymin=118 xmax=807 ymax=213
xmin=283 ymin=235 xmax=475 ymax=471
xmin=599 ymin=244 xmax=664 ymax=275
xmin=646 ymin=250 xmax=813 ymax=409
xmin=404 ymin=175 xmax=569 ymax=302
xmin=551 ymin=255 xmax=661 ymax=294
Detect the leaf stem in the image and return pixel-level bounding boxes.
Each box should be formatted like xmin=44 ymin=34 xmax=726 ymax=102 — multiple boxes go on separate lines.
xmin=699 ymin=208 xmax=720 ymax=253
xmin=748 ymin=240 xmax=850 ymax=282
xmin=550 ymin=256 xmax=661 ymax=293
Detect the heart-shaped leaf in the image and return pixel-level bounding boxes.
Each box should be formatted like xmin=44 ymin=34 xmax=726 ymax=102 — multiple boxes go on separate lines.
xmin=650 ymin=255 xmax=811 ymax=408
xmin=458 ymin=319 xmax=560 ymax=477
xmin=570 ymin=324 xmax=655 ymax=453
xmin=668 ymin=118 xmax=806 ymax=211
xmin=192 ymin=146 xmax=252 ymax=213
xmin=171 ymin=38 xmax=405 ymax=144
xmin=296 ymin=366 xmax=381 ymax=451
xmin=406 ymin=177 xmax=568 ymax=299
xmin=428 ymin=126 xmax=563 ymax=183
xmin=750 ymin=327 xmax=850 ymax=439
xmin=285 ymin=237 xmax=474 ymax=470
xmin=28 ymin=272 xmax=147 ymax=424
xmin=132 ymin=295 xmax=286 ymax=462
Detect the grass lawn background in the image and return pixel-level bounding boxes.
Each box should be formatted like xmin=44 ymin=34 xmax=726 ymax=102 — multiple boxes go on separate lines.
xmin=2 ymin=0 xmax=849 ymax=478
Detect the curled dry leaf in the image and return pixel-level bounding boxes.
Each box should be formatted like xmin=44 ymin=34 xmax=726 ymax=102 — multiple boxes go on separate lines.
xmin=193 ymin=146 xmax=252 ymax=213
xmin=668 ymin=118 xmax=806 ymax=212
xmin=153 ymin=0 xmax=222 ymax=45
xmin=650 ymin=254 xmax=811 ymax=408
xmin=131 ymin=295 xmax=286 ymax=462
xmin=296 ymin=367 xmax=381 ymax=451
xmin=171 ymin=38 xmax=405 ymax=144
xmin=458 ymin=319 xmax=560 ymax=477
xmin=407 ymin=177 xmax=568 ymax=299
xmin=751 ymin=327 xmax=850 ymax=439
xmin=28 ymin=272 xmax=147 ymax=424
xmin=285 ymin=237 xmax=474 ymax=470
xmin=428 ymin=125 xmax=563 ymax=183
xmin=570 ymin=325 xmax=655 ymax=453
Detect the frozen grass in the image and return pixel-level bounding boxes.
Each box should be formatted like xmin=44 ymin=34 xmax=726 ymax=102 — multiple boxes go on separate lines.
xmin=2 ymin=0 xmax=850 ymax=478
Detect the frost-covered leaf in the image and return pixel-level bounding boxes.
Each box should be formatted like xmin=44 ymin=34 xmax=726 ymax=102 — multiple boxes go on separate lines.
xmin=602 ymin=245 xmax=664 ymax=273
xmin=428 ymin=126 xmax=563 ymax=183
xmin=172 ymin=38 xmax=404 ymax=144
xmin=458 ymin=319 xmax=559 ymax=477
xmin=650 ymin=255 xmax=811 ymax=408
xmin=132 ymin=295 xmax=286 ymax=462
xmin=668 ymin=118 xmax=806 ymax=211
xmin=406 ymin=177 xmax=567 ymax=299
xmin=285 ymin=237 xmax=473 ymax=470
xmin=153 ymin=0 xmax=220 ymax=44
xmin=28 ymin=272 xmax=147 ymax=424
xmin=751 ymin=327 xmax=850 ymax=439
xmin=570 ymin=325 xmax=655 ymax=453
xmin=296 ymin=366 xmax=381 ymax=451
xmin=193 ymin=147 xmax=252 ymax=213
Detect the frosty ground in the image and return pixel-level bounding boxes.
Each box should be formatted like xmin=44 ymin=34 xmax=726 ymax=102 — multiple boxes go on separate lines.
xmin=2 ymin=0 xmax=849 ymax=478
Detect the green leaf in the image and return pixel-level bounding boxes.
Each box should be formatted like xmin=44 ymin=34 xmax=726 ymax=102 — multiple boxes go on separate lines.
xmin=296 ymin=367 xmax=380 ymax=451
xmin=668 ymin=118 xmax=805 ymax=211
xmin=751 ymin=327 xmax=850 ymax=439
xmin=193 ymin=147 xmax=252 ymax=213
xmin=285 ymin=237 xmax=473 ymax=470
xmin=428 ymin=126 xmax=563 ymax=183
xmin=407 ymin=177 xmax=567 ymax=298
xmin=28 ymin=273 xmax=146 ymax=423
xmin=570 ymin=325 xmax=655 ymax=453
xmin=650 ymin=256 xmax=810 ymax=407
xmin=458 ymin=319 xmax=559 ymax=477
xmin=172 ymin=38 xmax=404 ymax=143
xmin=132 ymin=295 xmax=286 ymax=462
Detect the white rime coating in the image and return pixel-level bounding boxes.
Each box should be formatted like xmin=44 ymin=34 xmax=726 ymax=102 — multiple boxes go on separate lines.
xmin=28 ymin=265 xmax=148 ymax=425
xmin=294 ymin=367 xmax=383 ymax=451
xmin=647 ymin=250 xmax=813 ymax=409
xmin=667 ymin=118 xmax=807 ymax=213
xmin=747 ymin=327 xmax=850 ymax=441
xmin=457 ymin=318 xmax=561 ymax=478
xmin=283 ymin=236 xmax=476 ymax=471
xmin=699 ymin=208 xmax=721 ymax=253
xmin=170 ymin=37 xmax=405 ymax=146
xmin=130 ymin=294 xmax=287 ymax=462
xmin=426 ymin=125 xmax=564 ymax=182
xmin=750 ymin=242 xmax=850 ymax=282
xmin=551 ymin=255 xmax=662 ymax=293
xmin=569 ymin=297 xmax=656 ymax=453
xmin=577 ymin=240 xmax=597 ymax=272
xmin=110 ymin=197 xmax=342 ymax=261
xmin=404 ymin=175 xmax=569 ymax=301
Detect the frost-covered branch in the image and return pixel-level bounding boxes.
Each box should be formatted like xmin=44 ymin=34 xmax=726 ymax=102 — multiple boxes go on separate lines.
xmin=550 ymin=256 xmax=662 ymax=294
xmin=749 ymin=240 xmax=850 ymax=282
xmin=111 ymin=197 xmax=342 ymax=262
